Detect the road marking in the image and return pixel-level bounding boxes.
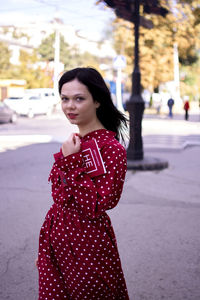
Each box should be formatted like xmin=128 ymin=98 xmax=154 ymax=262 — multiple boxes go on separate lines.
xmin=0 ymin=135 xmax=53 ymax=152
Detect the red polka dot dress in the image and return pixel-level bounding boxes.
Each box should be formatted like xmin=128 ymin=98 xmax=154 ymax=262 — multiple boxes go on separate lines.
xmin=38 ymin=129 xmax=129 ymax=300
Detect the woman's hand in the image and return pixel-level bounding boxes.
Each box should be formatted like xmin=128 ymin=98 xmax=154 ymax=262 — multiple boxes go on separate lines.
xmin=62 ymin=133 xmax=81 ymax=157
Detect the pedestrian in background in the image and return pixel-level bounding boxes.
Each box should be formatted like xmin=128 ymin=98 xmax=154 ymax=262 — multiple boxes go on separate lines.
xmin=36 ymin=67 xmax=129 ymax=300
xmin=167 ymin=97 xmax=175 ymax=118
xmin=184 ymin=99 xmax=190 ymax=120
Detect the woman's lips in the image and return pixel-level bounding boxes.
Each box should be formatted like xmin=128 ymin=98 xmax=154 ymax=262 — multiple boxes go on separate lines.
xmin=68 ymin=113 xmax=78 ymax=119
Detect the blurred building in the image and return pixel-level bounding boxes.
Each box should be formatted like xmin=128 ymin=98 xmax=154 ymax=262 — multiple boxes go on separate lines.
xmin=0 ymin=79 xmax=26 ymax=100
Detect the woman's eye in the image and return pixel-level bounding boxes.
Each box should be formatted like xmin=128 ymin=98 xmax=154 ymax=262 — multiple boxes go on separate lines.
xmin=61 ymin=97 xmax=69 ymax=102
xmin=76 ymin=97 xmax=84 ymax=102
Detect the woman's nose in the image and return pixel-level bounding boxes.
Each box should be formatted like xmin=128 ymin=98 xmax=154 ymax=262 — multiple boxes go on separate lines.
xmin=67 ymin=99 xmax=75 ymax=109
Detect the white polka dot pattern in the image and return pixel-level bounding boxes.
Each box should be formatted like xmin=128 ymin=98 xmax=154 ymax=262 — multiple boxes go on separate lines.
xmin=38 ymin=129 xmax=129 ymax=299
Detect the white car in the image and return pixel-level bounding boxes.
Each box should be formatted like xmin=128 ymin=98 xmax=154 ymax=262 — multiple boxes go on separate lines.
xmin=4 ymin=92 xmax=57 ymax=118
xmin=25 ymin=88 xmax=58 ymax=107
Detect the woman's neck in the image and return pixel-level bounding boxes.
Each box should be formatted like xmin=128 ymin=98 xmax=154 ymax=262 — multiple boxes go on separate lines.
xmin=78 ymin=120 xmax=105 ymax=138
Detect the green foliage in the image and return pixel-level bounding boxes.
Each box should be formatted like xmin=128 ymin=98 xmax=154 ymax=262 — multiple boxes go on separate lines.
xmin=0 ymin=42 xmax=12 ymax=77
xmin=180 ymin=55 xmax=200 ymax=98
xmin=12 ymin=29 xmax=29 ymax=40
xmin=0 ymin=36 xmax=52 ymax=87
xmin=107 ymin=0 xmax=200 ymax=95
xmin=37 ymin=32 xmax=101 ymax=71
xmin=8 ymin=49 xmax=53 ymax=88
xmin=37 ymin=32 xmax=70 ymax=64
xmin=0 ymin=28 xmax=107 ymax=88
xmin=19 ymin=50 xmax=53 ymax=88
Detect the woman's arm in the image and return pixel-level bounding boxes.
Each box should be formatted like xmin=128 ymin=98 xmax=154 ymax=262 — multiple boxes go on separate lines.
xmin=50 ymin=143 xmax=127 ymax=219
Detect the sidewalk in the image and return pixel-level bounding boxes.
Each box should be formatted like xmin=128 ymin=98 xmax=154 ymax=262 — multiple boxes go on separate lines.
xmin=142 ymin=114 xmax=200 ymax=151
xmin=0 ymin=112 xmax=199 ymax=153
xmin=109 ymin=146 xmax=200 ymax=300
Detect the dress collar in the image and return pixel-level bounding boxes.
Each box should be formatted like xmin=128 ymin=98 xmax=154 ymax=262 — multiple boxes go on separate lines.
xmin=81 ymin=129 xmax=116 ymax=141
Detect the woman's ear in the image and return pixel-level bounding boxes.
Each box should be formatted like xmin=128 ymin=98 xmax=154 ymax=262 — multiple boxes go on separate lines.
xmin=95 ymin=101 xmax=100 ymax=109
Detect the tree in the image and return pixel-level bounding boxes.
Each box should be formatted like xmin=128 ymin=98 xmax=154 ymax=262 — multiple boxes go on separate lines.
xmin=107 ymin=0 xmax=200 ymax=94
xmin=37 ymin=32 xmax=70 ymax=66
xmin=0 ymin=42 xmax=12 ymax=78
xmin=37 ymin=32 xmax=103 ymax=71
xmin=10 ymin=49 xmax=53 ymax=88
xmin=173 ymin=0 xmax=200 ymax=98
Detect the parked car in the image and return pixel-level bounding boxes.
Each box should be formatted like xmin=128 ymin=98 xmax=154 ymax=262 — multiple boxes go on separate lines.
xmin=0 ymin=102 xmax=17 ymax=123
xmin=25 ymin=88 xmax=59 ymax=107
xmin=4 ymin=93 xmax=56 ymax=118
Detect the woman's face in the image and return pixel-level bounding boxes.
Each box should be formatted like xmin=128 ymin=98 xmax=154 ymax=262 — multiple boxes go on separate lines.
xmin=60 ymin=79 xmax=100 ymax=127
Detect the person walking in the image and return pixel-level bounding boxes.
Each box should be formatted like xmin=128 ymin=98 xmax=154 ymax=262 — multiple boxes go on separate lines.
xmin=184 ymin=99 xmax=190 ymax=120
xmin=36 ymin=67 xmax=130 ymax=300
xmin=167 ymin=97 xmax=175 ymax=118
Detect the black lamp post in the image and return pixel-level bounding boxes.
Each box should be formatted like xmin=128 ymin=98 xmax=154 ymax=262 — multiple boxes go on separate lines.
xmin=126 ymin=0 xmax=144 ymax=160
xmin=102 ymin=0 xmax=169 ymax=169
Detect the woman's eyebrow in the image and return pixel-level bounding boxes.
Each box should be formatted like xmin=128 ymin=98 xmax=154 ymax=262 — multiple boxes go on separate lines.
xmin=61 ymin=93 xmax=85 ymax=97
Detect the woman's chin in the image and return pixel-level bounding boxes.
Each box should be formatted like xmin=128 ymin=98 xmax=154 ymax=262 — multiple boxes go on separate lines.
xmin=68 ymin=120 xmax=77 ymax=125
xmin=65 ymin=116 xmax=77 ymax=124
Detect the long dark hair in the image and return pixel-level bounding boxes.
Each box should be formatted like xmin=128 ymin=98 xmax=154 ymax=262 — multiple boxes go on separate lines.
xmin=58 ymin=67 xmax=128 ymax=142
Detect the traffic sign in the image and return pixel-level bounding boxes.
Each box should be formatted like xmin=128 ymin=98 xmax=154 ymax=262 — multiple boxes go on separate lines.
xmin=113 ymin=55 xmax=126 ymax=69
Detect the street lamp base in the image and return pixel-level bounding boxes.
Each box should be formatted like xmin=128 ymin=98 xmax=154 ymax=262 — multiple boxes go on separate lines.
xmin=126 ymin=95 xmax=145 ymax=160
xmin=127 ymin=156 xmax=168 ymax=171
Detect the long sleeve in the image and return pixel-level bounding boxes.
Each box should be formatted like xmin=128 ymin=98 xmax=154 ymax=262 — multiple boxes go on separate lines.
xmin=49 ymin=143 xmax=127 ymax=219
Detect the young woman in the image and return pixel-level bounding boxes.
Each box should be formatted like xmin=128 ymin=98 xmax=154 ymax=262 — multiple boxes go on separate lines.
xmin=37 ymin=67 xmax=129 ymax=299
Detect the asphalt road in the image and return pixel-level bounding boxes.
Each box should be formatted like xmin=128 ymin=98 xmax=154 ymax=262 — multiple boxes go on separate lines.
xmin=0 ymin=113 xmax=200 ymax=300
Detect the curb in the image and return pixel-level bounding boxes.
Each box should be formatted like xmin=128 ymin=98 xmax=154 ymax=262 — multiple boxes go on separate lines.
xmin=127 ymin=156 xmax=169 ymax=171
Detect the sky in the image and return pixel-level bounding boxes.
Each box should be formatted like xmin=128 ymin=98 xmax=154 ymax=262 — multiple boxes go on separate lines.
xmin=0 ymin=0 xmax=115 ymax=41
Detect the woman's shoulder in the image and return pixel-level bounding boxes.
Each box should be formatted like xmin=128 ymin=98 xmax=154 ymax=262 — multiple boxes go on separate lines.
xmin=100 ymin=136 xmax=126 ymax=157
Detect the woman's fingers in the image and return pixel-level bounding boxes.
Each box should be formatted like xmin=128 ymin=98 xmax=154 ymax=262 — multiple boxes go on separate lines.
xmin=74 ymin=134 xmax=80 ymax=144
xmin=73 ymin=133 xmax=80 ymax=144
xmin=72 ymin=133 xmax=76 ymax=144
xmin=74 ymin=135 xmax=81 ymax=151
xmin=62 ymin=133 xmax=81 ymax=156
